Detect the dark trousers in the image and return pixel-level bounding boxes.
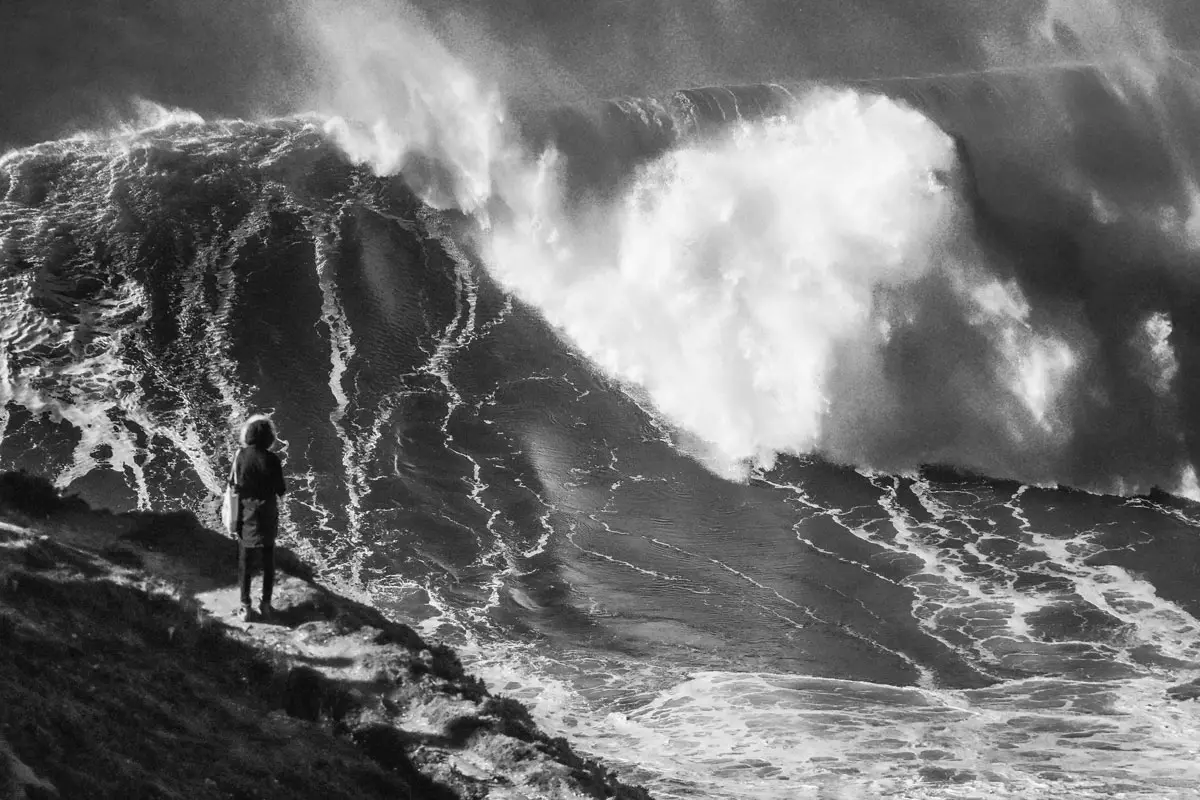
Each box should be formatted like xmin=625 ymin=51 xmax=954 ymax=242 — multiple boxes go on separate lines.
xmin=238 ymin=543 xmax=275 ymax=608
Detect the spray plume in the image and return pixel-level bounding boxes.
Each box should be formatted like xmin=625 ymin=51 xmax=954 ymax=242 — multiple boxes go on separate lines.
xmin=299 ymin=0 xmax=1200 ymax=496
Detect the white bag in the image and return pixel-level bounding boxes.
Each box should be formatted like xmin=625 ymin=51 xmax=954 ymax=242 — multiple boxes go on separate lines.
xmin=221 ymin=457 xmax=239 ymax=536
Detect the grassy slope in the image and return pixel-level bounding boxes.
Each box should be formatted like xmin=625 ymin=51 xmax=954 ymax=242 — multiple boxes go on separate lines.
xmin=0 ymin=471 xmax=651 ymax=800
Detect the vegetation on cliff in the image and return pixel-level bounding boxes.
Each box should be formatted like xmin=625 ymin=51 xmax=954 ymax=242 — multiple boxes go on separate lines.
xmin=0 ymin=470 xmax=651 ymax=800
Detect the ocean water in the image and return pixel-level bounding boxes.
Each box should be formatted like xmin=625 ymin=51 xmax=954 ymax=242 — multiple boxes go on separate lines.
xmin=6 ymin=9 xmax=1200 ymax=797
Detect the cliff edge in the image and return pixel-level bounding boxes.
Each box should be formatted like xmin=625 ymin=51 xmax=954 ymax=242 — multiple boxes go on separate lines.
xmin=0 ymin=471 xmax=651 ymax=800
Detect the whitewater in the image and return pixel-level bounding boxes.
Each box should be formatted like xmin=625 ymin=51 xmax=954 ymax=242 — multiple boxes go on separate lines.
xmin=6 ymin=1 xmax=1200 ymax=797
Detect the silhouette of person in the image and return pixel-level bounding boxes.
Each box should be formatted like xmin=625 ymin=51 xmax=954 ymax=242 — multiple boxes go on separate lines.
xmin=231 ymin=415 xmax=286 ymax=621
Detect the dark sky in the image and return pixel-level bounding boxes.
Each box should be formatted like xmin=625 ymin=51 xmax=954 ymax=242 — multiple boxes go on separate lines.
xmin=2 ymin=0 xmax=1198 ymax=149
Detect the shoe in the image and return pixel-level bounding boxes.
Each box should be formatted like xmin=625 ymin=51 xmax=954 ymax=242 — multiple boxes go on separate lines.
xmin=241 ymin=605 xmax=254 ymax=622
xmin=258 ymin=602 xmax=273 ymax=620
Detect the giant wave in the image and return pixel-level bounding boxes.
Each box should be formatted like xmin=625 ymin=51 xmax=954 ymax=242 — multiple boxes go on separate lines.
xmin=6 ymin=1 xmax=1200 ymax=797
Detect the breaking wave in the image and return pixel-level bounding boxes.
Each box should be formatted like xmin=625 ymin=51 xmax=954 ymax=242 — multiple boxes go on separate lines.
xmin=9 ymin=3 xmax=1200 ymax=502
xmin=305 ymin=0 xmax=1200 ymax=496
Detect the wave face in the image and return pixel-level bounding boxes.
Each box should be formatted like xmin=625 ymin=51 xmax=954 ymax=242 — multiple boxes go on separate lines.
xmin=6 ymin=6 xmax=1200 ymax=798
xmin=491 ymin=65 xmax=1200 ymax=495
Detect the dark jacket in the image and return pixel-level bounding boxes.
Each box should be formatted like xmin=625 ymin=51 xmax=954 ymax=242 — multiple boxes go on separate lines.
xmin=232 ymin=445 xmax=286 ymax=547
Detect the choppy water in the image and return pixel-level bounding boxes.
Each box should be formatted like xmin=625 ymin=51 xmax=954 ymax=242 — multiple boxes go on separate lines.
xmin=6 ymin=15 xmax=1200 ymax=796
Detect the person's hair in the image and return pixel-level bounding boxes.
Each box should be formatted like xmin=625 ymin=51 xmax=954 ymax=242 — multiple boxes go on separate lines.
xmin=240 ymin=415 xmax=277 ymax=448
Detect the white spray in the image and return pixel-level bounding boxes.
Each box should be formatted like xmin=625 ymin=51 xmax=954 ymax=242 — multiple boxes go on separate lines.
xmin=485 ymin=90 xmax=1089 ymax=481
xmin=303 ymin=0 xmax=1200 ymax=495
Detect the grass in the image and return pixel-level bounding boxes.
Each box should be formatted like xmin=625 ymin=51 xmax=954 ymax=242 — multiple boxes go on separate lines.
xmin=0 ymin=470 xmax=655 ymax=800
xmin=0 ymin=537 xmax=422 ymax=800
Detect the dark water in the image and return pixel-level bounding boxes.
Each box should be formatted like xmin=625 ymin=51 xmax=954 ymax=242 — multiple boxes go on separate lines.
xmin=5 ymin=68 xmax=1200 ymax=797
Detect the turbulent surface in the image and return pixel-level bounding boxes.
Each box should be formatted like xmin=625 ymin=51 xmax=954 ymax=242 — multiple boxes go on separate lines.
xmin=4 ymin=66 xmax=1200 ymax=798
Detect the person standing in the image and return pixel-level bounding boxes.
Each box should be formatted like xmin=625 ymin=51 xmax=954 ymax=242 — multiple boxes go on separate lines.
xmin=231 ymin=414 xmax=286 ymax=622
